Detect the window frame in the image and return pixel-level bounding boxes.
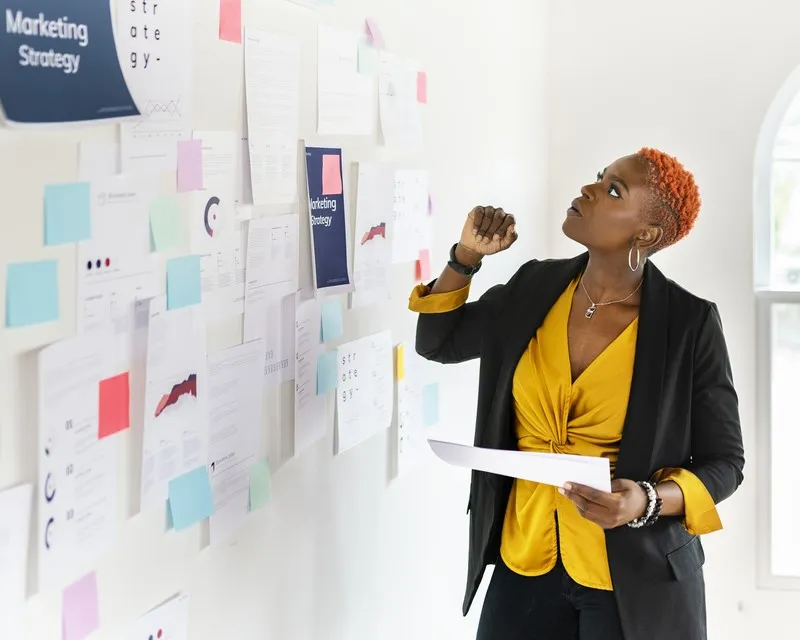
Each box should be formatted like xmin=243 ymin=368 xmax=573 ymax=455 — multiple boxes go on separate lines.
xmin=754 ymin=64 xmax=800 ymax=590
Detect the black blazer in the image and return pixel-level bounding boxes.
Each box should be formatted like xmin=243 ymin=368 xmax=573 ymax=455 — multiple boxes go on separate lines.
xmin=414 ymin=254 xmax=744 ymax=640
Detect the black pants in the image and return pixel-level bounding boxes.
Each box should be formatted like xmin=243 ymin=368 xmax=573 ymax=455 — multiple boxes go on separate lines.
xmin=476 ymin=559 xmax=625 ymax=640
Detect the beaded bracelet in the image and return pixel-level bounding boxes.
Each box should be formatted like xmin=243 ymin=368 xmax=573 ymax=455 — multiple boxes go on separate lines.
xmin=627 ymin=481 xmax=663 ymax=529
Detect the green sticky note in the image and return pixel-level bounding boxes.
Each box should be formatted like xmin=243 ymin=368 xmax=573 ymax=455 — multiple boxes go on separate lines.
xmin=167 ymin=466 xmax=215 ymax=531
xmin=422 ymin=382 xmax=439 ymax=427
xmin=149 ymin=196 xmax=184 ymax=252
xmin=43 ymin=182 xmax=91 ymax=245
xmin=6 ymin=260 xmax=59 ymax=327
xmin=357 ymin=41 xmax=379 ymax=74
xmin=320 ymin=298 xmax=343 ymax=343
xmin=316 ymin=349 xmax=338 ymax=395
xmin=249 ymin=459 xmax=271 ymax=511
xmin=166 ymin=255 xmax=202 ymax=309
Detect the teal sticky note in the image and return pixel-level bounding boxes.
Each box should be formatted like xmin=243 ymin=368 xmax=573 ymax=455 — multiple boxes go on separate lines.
xmin=166 ymin=255 xmax=201 ymax=310
xmin=422 ymin=383 xmax=439 ymax=427
xmin=320 ymin=298 xmax=344 ymax=343
xmin=44 ymin=182 xmax=91 ymax=245
xmin=6 ymin=260 xmax=59 ymax=327
xmin=316 ymin=349 xmax=338 ymax=395
xmin=167 ymin=466 xmax=215 ymax=531
xmin=357 ymin=41 xmax=379 ymax=74
xmin=249 ymin=459 xmax=272 ymax=511
xmin=149 ymin=196 xmax=184 ymax=252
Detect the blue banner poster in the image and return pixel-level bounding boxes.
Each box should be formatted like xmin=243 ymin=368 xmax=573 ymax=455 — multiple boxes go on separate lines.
xmin=0 ymin=1 xmax=140 ymax=125
xmin=305 ymin=146 xmax=353 ymax=294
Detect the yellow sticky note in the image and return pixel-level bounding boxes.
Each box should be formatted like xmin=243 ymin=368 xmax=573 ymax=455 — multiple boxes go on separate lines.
xmin=396 ymin=344 xmax=405 ymax=381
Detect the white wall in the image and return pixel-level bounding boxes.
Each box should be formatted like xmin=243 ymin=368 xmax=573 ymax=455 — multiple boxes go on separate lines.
xmin=0 ymin=0 xmax=549 ymax=638
xmin=546 ymin=1 xmax=800 ymax=636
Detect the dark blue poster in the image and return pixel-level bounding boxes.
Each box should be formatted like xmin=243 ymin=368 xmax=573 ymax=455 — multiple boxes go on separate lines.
xmin=0 ymin=0 xmax=139 ymax=125
xmin=305 ymin=146 xmax=352 ymax=292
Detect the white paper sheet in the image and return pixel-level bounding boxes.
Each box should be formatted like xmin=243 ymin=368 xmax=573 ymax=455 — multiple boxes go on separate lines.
xmin=378 ymin=51 xmax=423 ymax=149
xmin=336 ymin=331 xmax=394 ymax=453
xmin=208 ymin=340 xmax=265 ymax=544
xmin=117 ymin=0 xmax=193 ymax=173
xmin=397 ymin=343 xmax=425 ymax=476
xmin=78 ymin=142 xmax=120 ymax=180
xmin=77 ymin=176 xmax=163 ymax=337
xmin=317 ymin=25 xmax=375 ymax=136
xmin=392 ymin=169 xmax=431 ymax=264
xmin=244 ymin=214 xmax=299 ymax=388
xmin=294 ymin=293 xmax=327 ymax=454
xmin=0 ymin=484 xmax=33 ymax=638
xmin=200 ymin=222 xmax=247 ymax=324
xmin=351 ymin=163 xmax=393 ymax=307
xmin=191 ymin=131 xmax=238 ymax=252
xmin=428 ymin=439 xmax=612 ymax=493
xmin=244 ymin=29 xmax=300 ymax=205
xmin=124 ymin=592 xmax=190 ymax=640
xmin=235 ymin=136 xmax=254 ymax=221
xmin=140 ymin=296 xmax=210 ymax=511
xmin=38 ymin=333 xmax=118 ymax=592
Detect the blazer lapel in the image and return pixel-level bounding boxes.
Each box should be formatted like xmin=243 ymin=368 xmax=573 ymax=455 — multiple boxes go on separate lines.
xmin=615 ymin=260 xmax=669 ymax=481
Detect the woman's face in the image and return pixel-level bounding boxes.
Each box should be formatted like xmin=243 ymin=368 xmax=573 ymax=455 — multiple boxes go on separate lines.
xmin=562 ymin=155 xmax=661 ymax=254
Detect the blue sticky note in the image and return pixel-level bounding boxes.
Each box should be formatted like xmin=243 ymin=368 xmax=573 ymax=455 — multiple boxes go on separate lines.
xmin=320 ymin=298 xmax=344 ymax=343
xmin=167 ymin=466 xmax=215 ymax=531
xmin=166 ymin=255 xmax=202 ymax=310
xmin=44 ymin=182 xmax=91 ymax=245
xmin=6 ymin=260 xmax=59 ymax=327
xmin=422 ymin=383 xmax=439 ymax=427
xmin=249 ymin=459 xmax=272 ymax=511
xmin=316 ymin=349 xmax=339 ymax=395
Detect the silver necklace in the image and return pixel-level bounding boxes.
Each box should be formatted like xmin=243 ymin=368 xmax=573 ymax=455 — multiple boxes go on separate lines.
xmin=580 ymin=277 xmax=643 ymax=319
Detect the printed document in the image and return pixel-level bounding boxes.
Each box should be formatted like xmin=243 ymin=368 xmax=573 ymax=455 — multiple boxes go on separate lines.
xmin=294 ymin=293 xmax=327 ymax=454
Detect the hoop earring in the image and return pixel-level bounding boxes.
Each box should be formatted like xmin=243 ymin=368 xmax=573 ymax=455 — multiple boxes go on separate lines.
xmin=628 ymin=246 xmax=641 ymax=272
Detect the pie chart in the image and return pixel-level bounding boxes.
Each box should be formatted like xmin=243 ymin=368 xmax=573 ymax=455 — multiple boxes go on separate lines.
xmin=204 ymin=196 xmax=221 ymax=238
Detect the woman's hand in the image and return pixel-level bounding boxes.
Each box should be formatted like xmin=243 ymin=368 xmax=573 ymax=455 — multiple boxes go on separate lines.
xmin=559 ymin=479 xmax=648 ymax=529
xmin=457 ymin=206 xmax=518 ymax=258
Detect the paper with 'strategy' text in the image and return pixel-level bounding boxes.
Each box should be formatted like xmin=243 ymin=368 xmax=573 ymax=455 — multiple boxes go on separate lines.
xmin=427 ymin=439 xmax=612 ymax=493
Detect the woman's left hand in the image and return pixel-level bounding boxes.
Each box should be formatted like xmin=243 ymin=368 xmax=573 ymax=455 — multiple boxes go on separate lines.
xmin=559 ymin=479 xmax=648 ymax=529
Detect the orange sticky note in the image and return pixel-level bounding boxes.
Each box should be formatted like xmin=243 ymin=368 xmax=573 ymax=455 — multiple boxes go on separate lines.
xmin=417 ymin=71 xmax=428 ymax=104
xmin=395 ymin=344 xmax=405 ymax=381
xmin=322 ymin=154 xmax=343 ymax=196
xmin=219 ymin=0 xmax=242 ymax=43
xmin=416 ymin=249 xmax=431 ymax=281
xmin=98 ymin=372 xmax=130 ymax=439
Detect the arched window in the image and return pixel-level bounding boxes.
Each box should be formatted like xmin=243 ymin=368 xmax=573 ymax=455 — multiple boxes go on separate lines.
xmin=754 ymin=65 xmax=800 ymax=588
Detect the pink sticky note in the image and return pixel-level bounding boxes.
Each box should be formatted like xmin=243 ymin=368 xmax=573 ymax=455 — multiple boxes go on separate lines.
xmin=219 ymin=0 xmax=242 ymax=43
xmin=62 ymin=572 xmax=99 ymax=640
xmin=416 ymin=249 xmax=431 ymax=281
xmin=365 ymin=17 xmax=385 ymax=49
xmin=99 ymin=372 xmax=130 ymax=439
xmin=417 ymin=71 xmax=428 ymax=104
xmin=177 ymin=140 xmax=203 ymax=192
xmin=321 ymin=154 xmax=343 ymax=196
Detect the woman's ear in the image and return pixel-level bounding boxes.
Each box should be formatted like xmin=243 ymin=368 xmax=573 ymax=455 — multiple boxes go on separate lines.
xmin=636 ymin=225 xmax=663 ymax=253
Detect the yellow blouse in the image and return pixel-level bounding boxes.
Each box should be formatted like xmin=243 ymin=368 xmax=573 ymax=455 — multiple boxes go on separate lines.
xmin=409 ymin=277 xmax=723 ymax=591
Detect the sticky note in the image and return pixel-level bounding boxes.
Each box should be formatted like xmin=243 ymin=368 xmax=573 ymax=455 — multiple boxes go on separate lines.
xmin=321 ymin=154 xmax=343 ymax=196
xmin=167 ymin=466 xmax=215 ymax=531
xmin=416 ymin=249 xmax=431 ymax=281
xmin=320 ymin=298 xmax=344 ymax=343
xmin=219 ymin=0 xmax=242 ymax=43
xmin=44 ymin=182 xmax=91 ymax=246
xmin=395 ymin=344 xmax=405 ymax=381
xmin=422 ymin=383 xmax=439 ymax=427
xmin=62 ymin=572 xmax=99 ymax=640
xmin=98 ymin=372 xmax=130 ymax=439
xmin=357 ymin=42 xmax=379 ymax=74
xmin=316 ymin=350 xmax=339 ymax=395
xmin=365 ymin=17 xmax=385 ymax=48
xmin=149 ymin=196 xmax=184 ymax=252
xmin=177 ymin=140 xmax=203 ymax=192
xmin=6 ymin=260 xmax=59 ymax=327
xmin=417 ymin=71 xmax=428 ymax=104
xmin=166 ymin=255 xmax=202 ymax=310
xmin=249 ymin=459 xmax=272 ymax=511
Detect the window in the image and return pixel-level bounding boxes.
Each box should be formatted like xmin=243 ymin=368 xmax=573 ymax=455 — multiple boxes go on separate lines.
xmin=755 ymin=65 xmax=800 ymax=588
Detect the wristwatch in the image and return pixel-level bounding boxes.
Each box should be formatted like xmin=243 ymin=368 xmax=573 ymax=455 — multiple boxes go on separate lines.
xmin=448 ymin=243 xmax=482 ymax=276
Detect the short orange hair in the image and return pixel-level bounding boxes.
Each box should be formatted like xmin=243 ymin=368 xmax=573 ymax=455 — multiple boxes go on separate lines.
xmin=635 ymin=147 xmax=701 ymax=250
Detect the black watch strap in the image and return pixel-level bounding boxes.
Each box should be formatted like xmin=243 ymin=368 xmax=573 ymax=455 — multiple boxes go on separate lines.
xmin=448 ymin=243 xmax=482 ymax=276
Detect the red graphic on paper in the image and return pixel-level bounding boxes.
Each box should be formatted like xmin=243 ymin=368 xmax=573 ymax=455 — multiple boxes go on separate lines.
xmin=360 ymin=223 xmax=386 ymax=245
xmin=155 ymin=374 xmax=197 ymax=417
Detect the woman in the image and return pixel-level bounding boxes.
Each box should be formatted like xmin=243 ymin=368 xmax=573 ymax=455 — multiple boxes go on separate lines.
xmin=408 ymin=148 xmax=744 ymax=640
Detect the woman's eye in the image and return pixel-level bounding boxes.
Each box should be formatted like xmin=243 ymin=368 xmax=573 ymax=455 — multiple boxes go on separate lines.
xmin=609 ymin=185 xmax=621 ymax=199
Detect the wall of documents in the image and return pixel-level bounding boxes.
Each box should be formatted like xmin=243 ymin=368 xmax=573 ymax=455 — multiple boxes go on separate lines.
xmin=0 ymin=0 xmax=548 ymax=638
